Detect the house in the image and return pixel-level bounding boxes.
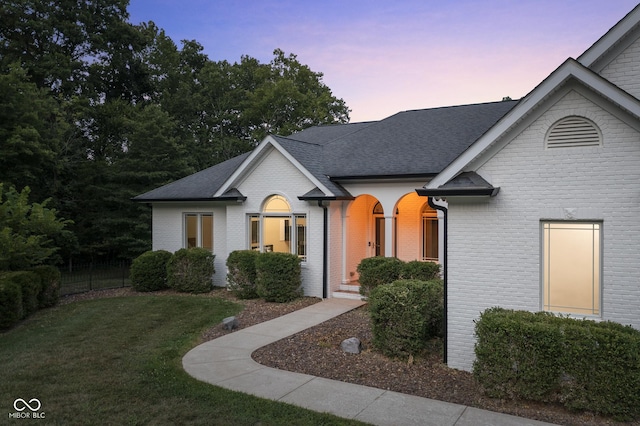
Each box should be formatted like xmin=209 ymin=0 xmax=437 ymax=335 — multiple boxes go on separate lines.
xmin=135 ymin=5 xmax=640 ymax=372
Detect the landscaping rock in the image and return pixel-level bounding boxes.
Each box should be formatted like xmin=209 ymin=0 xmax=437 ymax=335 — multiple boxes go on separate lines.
xmin=222 ymin=316 xmax=239 ymax=330
xmin=341 ymin=337 xmax=362 ymax=354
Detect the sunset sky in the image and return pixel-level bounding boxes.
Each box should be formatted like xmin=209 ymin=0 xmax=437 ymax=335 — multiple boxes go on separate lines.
xmin=127 ymin=1 xmax=639 ymax=122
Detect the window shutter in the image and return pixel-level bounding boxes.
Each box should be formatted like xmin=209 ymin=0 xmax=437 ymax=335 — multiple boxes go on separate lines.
xmin=546 ymin=117 xmax=601 ymax=149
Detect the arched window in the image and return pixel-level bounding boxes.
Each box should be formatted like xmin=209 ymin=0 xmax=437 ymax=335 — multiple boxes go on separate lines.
xmin=263 ymin=195 xmax=291 ymax=213
xmin=545 ymin=116 xmax=602 ymax=149
xmin=249 ymin=195 xmax=306 ymax=261
xmin=422 ymin=204 xmax=438 ymax=261
xmin=372 ymin=201 xmax=384 ymax=215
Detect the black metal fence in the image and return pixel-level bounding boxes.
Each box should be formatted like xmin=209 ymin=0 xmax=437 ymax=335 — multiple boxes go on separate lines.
xmin=60 ymin=260 xmax=131 ymax=296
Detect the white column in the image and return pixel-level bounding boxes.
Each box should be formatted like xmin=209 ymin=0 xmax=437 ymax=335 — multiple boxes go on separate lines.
xmin=385 ymin=215 xmax=393 ymax=257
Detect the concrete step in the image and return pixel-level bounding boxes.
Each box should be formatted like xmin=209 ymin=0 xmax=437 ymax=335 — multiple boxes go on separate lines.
xmin=332 ymin=290 xmax=363 ymax=300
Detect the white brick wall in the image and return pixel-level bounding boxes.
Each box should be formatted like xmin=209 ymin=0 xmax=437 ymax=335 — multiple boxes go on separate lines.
xmin=151 ymin=146 xmax=326 ymax=296
xmin=234 ymin=147 xmax=325 ymax=298
xmin=151 ymin=203 xmax=228 ymax=287
xmin=600 ymin=34 xmax=640 ymax=99
xmin=446 ymin=90 xmax=640 ymax=371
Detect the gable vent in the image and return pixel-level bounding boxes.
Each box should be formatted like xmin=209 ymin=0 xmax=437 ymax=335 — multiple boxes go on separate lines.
xmin=546 ymin=117 xmax=602 ymax=149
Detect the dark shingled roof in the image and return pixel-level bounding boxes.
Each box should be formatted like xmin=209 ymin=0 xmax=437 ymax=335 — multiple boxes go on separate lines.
xmin=133 ymin=152 xmax=250 ymax=201
xmin=416 ymin=172 xmax=500 ymax=197
xmin=321 ymin=100 xmax=518 ymax=178
xmin=135 ymin=100 xmax=518 ymax=201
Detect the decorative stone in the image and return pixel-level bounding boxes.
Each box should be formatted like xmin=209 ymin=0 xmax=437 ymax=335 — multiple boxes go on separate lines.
xmin=222 ymin=316 xmax=239 ymax=330
xmin=341 ymin=337 xmax=362 ymax=354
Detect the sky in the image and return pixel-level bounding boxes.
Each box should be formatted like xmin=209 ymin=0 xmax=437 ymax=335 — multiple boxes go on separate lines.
xmin=127 ymin=0 xmax=639 ymax=123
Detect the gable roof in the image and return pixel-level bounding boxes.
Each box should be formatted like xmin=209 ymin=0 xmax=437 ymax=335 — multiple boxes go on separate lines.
xmin=424 ymin=58 xmax=640 ymax=192
xmin=578 ymin=4 xmax=640 ymax=71
xmin=137 ymin=100 xmax=517 ymax=202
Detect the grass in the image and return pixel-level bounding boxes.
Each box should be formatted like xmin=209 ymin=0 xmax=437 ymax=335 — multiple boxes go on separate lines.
xmin=0 ymin=294 xmax=365 ymax=425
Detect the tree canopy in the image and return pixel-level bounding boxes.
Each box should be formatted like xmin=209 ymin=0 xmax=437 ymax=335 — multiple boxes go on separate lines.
xmin=0 ymin=0 xmax=350 ymax=261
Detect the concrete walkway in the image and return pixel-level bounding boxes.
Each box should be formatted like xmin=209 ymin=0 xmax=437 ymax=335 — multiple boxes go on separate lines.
xmin=183 ymin=298 xmax=556 ymax=426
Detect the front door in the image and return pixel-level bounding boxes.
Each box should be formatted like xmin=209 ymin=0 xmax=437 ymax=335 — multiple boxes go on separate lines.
xmin=375 ymin=217 xmax=385 ymax=256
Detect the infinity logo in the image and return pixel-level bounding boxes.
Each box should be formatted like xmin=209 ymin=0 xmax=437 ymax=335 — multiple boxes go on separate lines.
xmin=13 ymin=398 xmax=41 ymax=412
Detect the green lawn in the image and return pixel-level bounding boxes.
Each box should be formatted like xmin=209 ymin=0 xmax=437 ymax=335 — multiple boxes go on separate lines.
xmin=0 ymin=295 xmax=365 ymax=425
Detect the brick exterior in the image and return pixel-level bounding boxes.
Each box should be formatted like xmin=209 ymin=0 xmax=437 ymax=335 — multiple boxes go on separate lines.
xmin=601 ymin=34 xmax=640 ymax=99
xmin=446 ymin=89 xmax=640 ymax=371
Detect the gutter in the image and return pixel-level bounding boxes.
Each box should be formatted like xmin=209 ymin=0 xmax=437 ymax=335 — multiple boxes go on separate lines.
xmin=428 ymin=197 xmax=448 ymax=365
xmin=318 ymin=200 xmax=329 ymax=299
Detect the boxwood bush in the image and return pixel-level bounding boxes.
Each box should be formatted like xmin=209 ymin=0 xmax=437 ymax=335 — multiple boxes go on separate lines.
xmin=401 ymin=260 xmax=440 ymax=281
xmin=474 ymin=308 xmax=640 ymax=420
xmin=130 ymin=250 xmax=173 ymax=292
xmin=369 ymin=279 xmax=444 ymax=358
xmin=31 ymin=265 xmax=61 ymax=308
xmin=166 ymin=248 xmax=215 ymax=294
xmin=226 ymin=250 xmax=260 ymax=299
xmin=0 ymin=278 xmax=22 ymax=329
xmin=255 ymin=252 xmax=302 ymax=302
xmin=356 ymin=257 xmax=403 ymax=297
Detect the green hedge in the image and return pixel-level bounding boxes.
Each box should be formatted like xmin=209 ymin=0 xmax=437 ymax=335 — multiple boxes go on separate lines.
xmin=357 ymin=257 xmax=403 ymax=297
xmin=369 ymin=279 xmax=444 ymax=358
xmin=226 ymin=250 xmax=260 ymax=299
xmin=0 ymin=278 xmax=22 ymax=329
xmin=31 ymin=265 xmax=61 ymax=308
xmin=166 ymin=248 xmax=215 ymax=294
xmin=130 ymin=250 xmax=173 ymax=292
xmin=401 ymin=260 xmax=440 ymax=281
xmin=255 ymin=252 xmax=302 ymax=302
xmin=474 ymin=308 xmax=640 ymax=420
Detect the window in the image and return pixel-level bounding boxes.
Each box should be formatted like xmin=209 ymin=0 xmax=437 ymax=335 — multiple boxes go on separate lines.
xmin=542 ymin=222 xmax=601 ymax=315
xmin=545 ymin=116 xmax=602 ymax=149
xmin=184 ymin=213 xmax=213 ymax=250
xmin=422 ymin=204 xmax=439 ymax=261
xmin=249 ymin=195 xmax=307 ymax=261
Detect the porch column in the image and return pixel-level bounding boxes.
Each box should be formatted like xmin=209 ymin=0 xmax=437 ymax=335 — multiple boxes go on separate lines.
xmin=384 ymin=215 xmax=393 ymax=257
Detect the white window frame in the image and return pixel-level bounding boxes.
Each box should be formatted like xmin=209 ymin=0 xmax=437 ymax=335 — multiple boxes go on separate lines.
xmin=541 ymin=221 xmax=602 ymax=317
xmin=184 ymin=213 xmax=213 ymax=251
xmin=248 ymin=196 xmax=307 ymax=262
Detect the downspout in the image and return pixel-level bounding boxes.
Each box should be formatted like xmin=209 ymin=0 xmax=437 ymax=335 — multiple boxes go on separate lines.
xmin=318 ymin=200 xmax=329 ymax=299
xmin=428 ymin=197 xmax=448 ymax=365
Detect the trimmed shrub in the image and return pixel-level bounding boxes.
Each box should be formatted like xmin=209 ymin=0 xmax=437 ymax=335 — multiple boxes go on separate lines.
xmin=0 ymin=278 xmax=22 ymax=329
xmin=474 ymin=308 xmax=640 ymax=420
xmin=226 ymin=250 xmax=260 ymax=299
xmin=166 ymin=248 xmax=215 ymax=294
xmin=31 ymin=265 xmax=61 ymax=308
xmin=401 ymin=260 xmax=440 ymax=281
xmin=369 ymin=279 xmax=444 ymax=358
xmin=1 ymin=271 xmax=42 ymax=318
xmin=130 ymin=250 xmax=173 ymax=292
xmin=356 ymin=257 xmax=403 ymax=297
xmin=473 ymin=308 xmax=564 ymax=401
xmin=255 ymin=252 xmax=302 ymax=303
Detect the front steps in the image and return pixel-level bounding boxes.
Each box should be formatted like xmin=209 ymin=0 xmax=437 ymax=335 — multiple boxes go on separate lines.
xmin=332 ymin=283 xmax=363 ymax=300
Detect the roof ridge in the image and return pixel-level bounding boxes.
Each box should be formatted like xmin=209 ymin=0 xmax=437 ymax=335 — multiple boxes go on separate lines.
xmin=273 ymin=134 xmax=323 ymax=147
xmin=393 ymin=99 xmax=520 ymax=116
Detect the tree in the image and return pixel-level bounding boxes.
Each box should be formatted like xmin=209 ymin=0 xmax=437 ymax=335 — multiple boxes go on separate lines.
xmin=0 ymin=0 xmax=130 ymax=97
xmin=0 ymin=184 xmax=74 ymax=270
xmin=0 ymin=1 xmax=351 ymax=263
xmin=0 ymin=65 xmax=65 ymax=202
xmin=243 ymin=49 xmax=350 ymax=141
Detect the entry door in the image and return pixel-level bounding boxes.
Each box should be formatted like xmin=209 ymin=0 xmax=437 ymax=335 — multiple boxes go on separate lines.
xmin=375 ymin=217 xmax=385 ymax=257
